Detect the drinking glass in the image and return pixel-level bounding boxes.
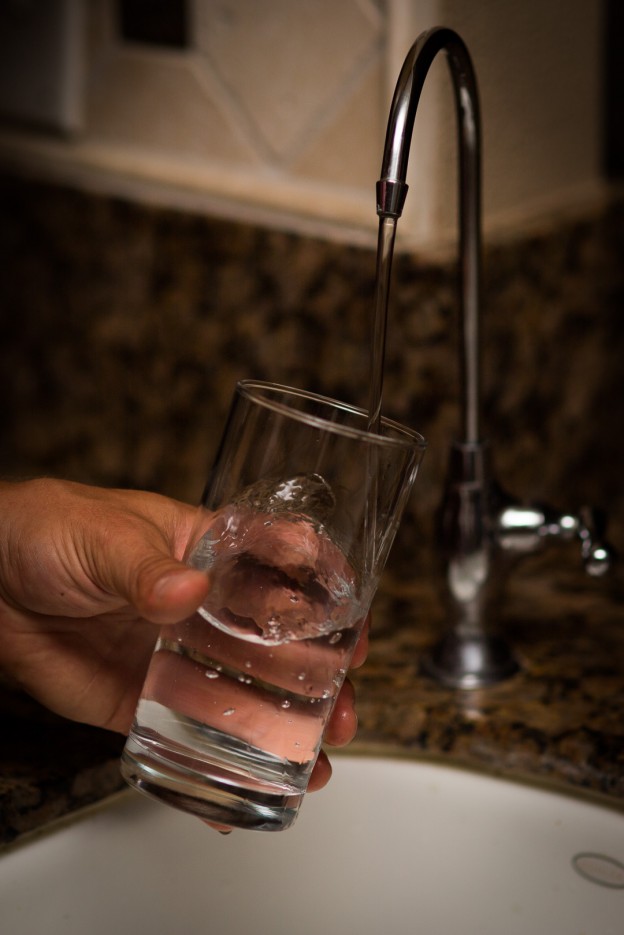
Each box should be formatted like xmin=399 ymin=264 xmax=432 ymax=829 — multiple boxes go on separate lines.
xmin=121 ymin=381 xmax=425 ymax=831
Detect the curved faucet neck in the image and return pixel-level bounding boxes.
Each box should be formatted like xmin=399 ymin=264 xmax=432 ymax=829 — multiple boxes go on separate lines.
xmin=377 ymin=26 xmax=483 ymax=446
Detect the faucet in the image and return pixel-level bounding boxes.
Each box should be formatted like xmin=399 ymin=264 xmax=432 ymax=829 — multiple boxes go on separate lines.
xmin=376 ymin=26 xmax=613 ymax=688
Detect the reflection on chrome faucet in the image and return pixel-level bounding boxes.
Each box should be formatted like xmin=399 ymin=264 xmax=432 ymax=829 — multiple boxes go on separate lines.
xmin=375 ymin=27 xmax=613 ymax=688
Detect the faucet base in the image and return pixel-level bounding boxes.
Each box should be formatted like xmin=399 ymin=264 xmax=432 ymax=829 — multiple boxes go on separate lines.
xmin=421 ymin=632 xmax=519 ymax=689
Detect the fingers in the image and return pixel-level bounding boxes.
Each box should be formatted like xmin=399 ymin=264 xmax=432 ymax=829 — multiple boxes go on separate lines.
xmin=319 ymin=614 xmax=368 ymax=749
xmin=143 ymin=647 xmax=327 ymax=764
xmin=324 ymin=677 xmax=358 ymax=747
xmin=203 ymin=749 xmax=337 ymax=826
xmin=175 ymin=612 xmax=357 ymax=698
xmin=305 ymin=675 xmax=357 ymax=794
xmin=74 ymin=486 xmax=212 ymax=624
xmin=203 ymin=820 xmax=234 ymax=834
xmin=308 ymin=750 xmax=332 ymax=792
xmin=308 ymin=619 xmax=368 ymax=791
xmin=136 ymin=565 xmax=211 ymax=625
xmin=350 ymin=614 xmax=370 ymax=669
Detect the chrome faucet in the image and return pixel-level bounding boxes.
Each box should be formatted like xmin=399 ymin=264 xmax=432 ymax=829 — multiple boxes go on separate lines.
xmin=377 ymin=27 xmax=612 ymax=688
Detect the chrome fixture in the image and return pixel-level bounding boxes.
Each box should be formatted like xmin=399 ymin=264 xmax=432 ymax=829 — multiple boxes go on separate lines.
xmin=376 ymin=27 xmax=612 ymax=688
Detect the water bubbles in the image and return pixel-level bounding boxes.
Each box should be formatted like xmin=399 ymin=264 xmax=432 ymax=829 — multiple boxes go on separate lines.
xmin=281 ymin=699 xmax=291 ymax=709
xmin=223 ymin=708 xmax=235 ymax=716
xmin=332 ymin=670 xmax=347 ymax=689
xmin=244 ymin=660 xmax=253 ymax=669
xmin=297 ymin=672 xmax=306 ymax=681
xmin=329 ymin=631 xmax=342 ymax=644
xmin=205 ymin=669 xmax=220 ymax=679
xmin=321 ymin=689 xmax=331 ymax=700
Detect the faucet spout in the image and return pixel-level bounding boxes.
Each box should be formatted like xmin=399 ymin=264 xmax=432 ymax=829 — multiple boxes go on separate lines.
xmin=377 ymin=26 xmax=482 ymax=445
xmin=376 ymin=27 xmax=513 ymax=687
xmin=377 ymin=28 xmax=614 ymax=689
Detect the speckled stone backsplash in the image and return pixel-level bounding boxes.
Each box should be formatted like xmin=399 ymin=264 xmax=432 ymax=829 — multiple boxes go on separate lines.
xmin=1 ymin=175 xmax=623 ymax=567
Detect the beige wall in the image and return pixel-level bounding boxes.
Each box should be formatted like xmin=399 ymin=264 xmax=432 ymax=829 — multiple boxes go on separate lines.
xmin=0 ymin=0 xmax=607 ymax=253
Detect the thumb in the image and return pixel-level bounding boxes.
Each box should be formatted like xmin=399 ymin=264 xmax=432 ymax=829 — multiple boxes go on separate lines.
xmin=133 ymin=559 xmax=211 ymax=625
xmin=90 ymin=524 xmax=210 ymax=624
xmin=9 ymin=480 xmax=212 ymax=623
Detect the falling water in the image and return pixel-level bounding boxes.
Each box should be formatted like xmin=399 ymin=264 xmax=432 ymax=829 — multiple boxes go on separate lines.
xmin=367 ymin=216 xmax=400 ymax=433
xmin=364 ymin=215 xmax=400 ymax=575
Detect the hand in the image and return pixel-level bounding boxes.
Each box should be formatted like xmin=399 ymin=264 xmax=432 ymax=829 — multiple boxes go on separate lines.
xmin=0 ymin=479 xmax=367 ymax=792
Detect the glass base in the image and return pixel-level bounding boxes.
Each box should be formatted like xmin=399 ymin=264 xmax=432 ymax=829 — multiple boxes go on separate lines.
xmin=120 ymin=734 xmax=303 ymax=832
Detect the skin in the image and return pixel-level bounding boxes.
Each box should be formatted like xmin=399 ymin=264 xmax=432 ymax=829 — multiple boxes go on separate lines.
xmin=0 ymin=478 xmax=368 ymax=800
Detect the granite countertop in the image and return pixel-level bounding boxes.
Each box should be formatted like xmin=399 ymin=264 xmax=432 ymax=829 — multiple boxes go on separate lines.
xmin=1 ymin=547 xmax=623 ymax=851
xmin=352 ymin=549 xmax=624 ymax=806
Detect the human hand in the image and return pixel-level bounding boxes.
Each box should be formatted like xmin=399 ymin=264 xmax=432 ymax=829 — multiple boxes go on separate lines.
xmin=0 ymin=479 xmax=367 ymax=792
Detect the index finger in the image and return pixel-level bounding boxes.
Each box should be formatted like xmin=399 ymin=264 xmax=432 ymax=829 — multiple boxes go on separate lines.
xmin=349 ymin=613 xmax=370 ymax=669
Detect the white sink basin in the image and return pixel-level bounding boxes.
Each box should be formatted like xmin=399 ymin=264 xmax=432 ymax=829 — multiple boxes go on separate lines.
xmin=1 ymin=755 xmax=623 ymax=934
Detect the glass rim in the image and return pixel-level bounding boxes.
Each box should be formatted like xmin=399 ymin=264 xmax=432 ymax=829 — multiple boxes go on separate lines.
xmin=237 ymin=380 xmax=427 ymax=452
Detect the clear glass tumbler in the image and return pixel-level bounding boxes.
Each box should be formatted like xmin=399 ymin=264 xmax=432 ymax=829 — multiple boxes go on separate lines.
xmin=121 ymin=381 xmax=426 ymax=831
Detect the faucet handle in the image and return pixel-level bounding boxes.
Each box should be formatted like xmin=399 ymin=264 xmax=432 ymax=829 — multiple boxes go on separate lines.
xmin=496 ymin=499 xmax=614 ymax=576
xmin=575 ymin=505 xmax=613 ymax=577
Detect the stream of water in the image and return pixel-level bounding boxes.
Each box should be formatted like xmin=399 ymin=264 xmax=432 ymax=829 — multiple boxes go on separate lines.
xmin=364 ymin=215 xmax=400 ymax=575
